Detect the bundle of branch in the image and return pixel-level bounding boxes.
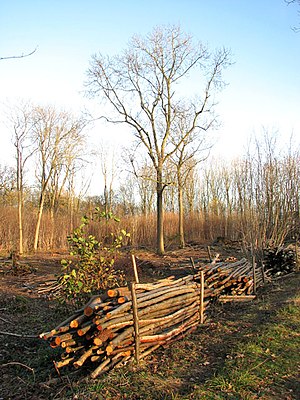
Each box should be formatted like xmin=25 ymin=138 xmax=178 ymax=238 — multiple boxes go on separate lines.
xmin=37 ymin=279 xmax=63 ymax=297
xmin=194 ymin=258 xmax=262 ymax=298
xmin=40 ymin=275 xmax=207 ymax=378
xmin=263 ymin=247 xmax=296 ymax=277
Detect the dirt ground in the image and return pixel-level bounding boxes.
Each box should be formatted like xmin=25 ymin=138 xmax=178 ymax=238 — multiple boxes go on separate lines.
xmin=0 ymin=243 xmax=299 ymax=399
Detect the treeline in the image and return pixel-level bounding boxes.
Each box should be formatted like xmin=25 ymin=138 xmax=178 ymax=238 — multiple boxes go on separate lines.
xmin=0 ymin=133 xmax=299 ymax=254
xmin=1 ymin=26 xmax=299 ymax=256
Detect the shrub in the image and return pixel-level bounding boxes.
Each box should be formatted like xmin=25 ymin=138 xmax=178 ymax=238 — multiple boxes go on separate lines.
xmin=57 ymin=208 xmax=129 ymax=305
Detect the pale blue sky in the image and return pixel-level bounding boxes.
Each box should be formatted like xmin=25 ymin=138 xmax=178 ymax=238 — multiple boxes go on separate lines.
xmin=1 ymin=0 xmax=299 ymax=171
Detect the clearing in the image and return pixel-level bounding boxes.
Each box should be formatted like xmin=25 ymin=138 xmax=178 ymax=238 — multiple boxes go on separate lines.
xmin=0 ymin=244 xmax=299 ymax=399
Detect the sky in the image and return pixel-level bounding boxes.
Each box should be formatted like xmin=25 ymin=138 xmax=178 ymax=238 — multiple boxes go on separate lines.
xmin=0 ymin=0 xmax=299 ymax=193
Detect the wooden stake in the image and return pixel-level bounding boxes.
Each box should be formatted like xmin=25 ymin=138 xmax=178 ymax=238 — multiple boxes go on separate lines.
xmin=130 ymin=282 xmax=140 ymax=364
xmin=207 ymin=246 xmax=212 ymax=262
xmin=260 ymin=260 xmax=266 ymax=285
xmin=190 ymin=257 xmax=196 ymax=273
xmin=200 ymin=271 xmax=205 ymax=324
xmin=131 ymin=254 xmax=139 ymax=283
xmin=295 ymin=235 xmax=299 ymax=272
xmin=252 ymin=251 xmax=257 ymax=294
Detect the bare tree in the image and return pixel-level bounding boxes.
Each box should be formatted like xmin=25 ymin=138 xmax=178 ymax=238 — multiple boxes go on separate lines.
xmin=184 ymin=163 xmax=199 ymax=214
xmin=5 ymin=101 xmax=36 ymax=254
xmin=98 ymin=142 xmax=118 ymax=217
xmin=136 ymin=161 xmax=156 ymax=216
xmin=11 ymin=102 xmax=36 ymax=254
xmin=127 ymin=153 xmax=157 ymax=216
xmin=117 ymin=173 xmax=137 ymax=215
xmin=31 ymin=106 xmax=86 ymax=251
xmin=0 ymin=165 xmax=16 ymax=205
xmin=170 ymin=110 xmax=211 ymax=248
xmin=86 ymin=25 xmax=231 ymax=254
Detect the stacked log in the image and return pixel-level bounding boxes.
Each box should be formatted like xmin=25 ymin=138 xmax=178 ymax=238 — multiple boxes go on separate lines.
xmin=41 ymin=256 xmax=274 ymax=378
xmin=36 ymin=279 xmax=63 ymax=297
xmin=40 ymin=275 xmax=207 ymax=378
xmin=263 ymin=247 xmax=297 ymax=277
xmin=194 ymin=258 xmax=263 ymax=299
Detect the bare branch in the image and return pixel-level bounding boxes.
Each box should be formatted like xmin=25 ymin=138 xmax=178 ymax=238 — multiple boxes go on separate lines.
xmin=0 ymin=330 xmax=38 ymax=338
xmin=0 ymin=47 xmax=38 ymax=61
xmin=86 ymin=24 xmax=232 ymax=253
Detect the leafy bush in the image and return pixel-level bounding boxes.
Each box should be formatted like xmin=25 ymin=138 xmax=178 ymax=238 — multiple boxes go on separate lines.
xmin=57 ymin=208 xmax=129 ymax=305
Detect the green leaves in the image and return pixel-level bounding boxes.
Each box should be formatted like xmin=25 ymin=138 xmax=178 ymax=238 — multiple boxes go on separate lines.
xmin=57 ymin=208 xmax=128 ymax=305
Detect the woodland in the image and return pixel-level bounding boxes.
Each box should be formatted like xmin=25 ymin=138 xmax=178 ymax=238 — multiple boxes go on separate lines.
xmin=0 ymin=25 xmax=299 ymax=258
xmin=0 ymin=21 xmax=299 ymax=400
xmin=0 ymin=136 xmax=299 ymax=256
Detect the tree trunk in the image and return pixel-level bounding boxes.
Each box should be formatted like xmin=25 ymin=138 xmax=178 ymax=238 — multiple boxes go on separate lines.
xmin=178 ymin=182 xmax=185 ymax=249
xmin=34 ymin=191 xmax=46 ymax=251
xmin=49 ymin=207 xmax=55 ymax=250
xmin=156 ymin=170 xmax=165 ymax=255
xmin=16 ymin=153 xmax=24 ymax=255
xmin=18 ymin=189 xmax=23 ymax=255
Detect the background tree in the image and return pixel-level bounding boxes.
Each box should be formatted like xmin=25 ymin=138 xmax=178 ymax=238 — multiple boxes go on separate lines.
xmin=98 ymin=142 xmax=118 ymax=217
xmin=86 ymin=24 xmax=231 ymax=254
xmin=31 ymin=105 xmax=86 ymax=251
xmin=170 ymin=110 xmax=211 ymax=248
xmin=0 ymin=164 xmax=16 ymax=206
xmin=10 ymin=102 xmax=36 ymax=254
xmin=129 ymin=157 xmax=157 ymax=216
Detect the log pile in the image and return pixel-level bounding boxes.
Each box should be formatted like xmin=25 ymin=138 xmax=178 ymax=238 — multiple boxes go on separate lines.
xmin=41 ymin=252 xmax=288 ymax=378
xmin=263 ymin=247 xmax=297 ymax=277
xmin=40 ymin=275 xmax=207 ymax=378
xmin=194 ymin=258 xmax=263 ymax=299
xmin=36 ymin=279 xmax=63 ymax=298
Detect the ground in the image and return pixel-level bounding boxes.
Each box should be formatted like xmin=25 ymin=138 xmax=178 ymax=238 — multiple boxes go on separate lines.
xmin=0 ymin=243 xmax=299 ymax=399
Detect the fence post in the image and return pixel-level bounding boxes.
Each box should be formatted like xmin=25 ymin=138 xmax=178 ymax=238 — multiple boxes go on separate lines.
xmin=252 ymin=249 xmax=257 ymax=294
xmin=200 ymin=270 xmax=205 ymax=324
xmin=130 ymin=282 xmax=140 ymax=364
xmin=131 ymin=254 xmax=140 ymax=283
xmin=190 ymin=257 xmax=196 ymax=274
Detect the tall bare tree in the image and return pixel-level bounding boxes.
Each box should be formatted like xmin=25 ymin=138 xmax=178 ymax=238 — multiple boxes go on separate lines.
xmin=136 ymin=161 xmax=156 ymax=216
xmin=86 ymin=25 xmax=231 ymax=254
xmin=31 ymin=106 xmax=86 ymax=251
xmin=97 ymin=142 xmax=118 ymax=217
xmin=7 ymin=101 xmax=36 ymax=254
xmin=170 ymin=110 xmax=211 ymax=248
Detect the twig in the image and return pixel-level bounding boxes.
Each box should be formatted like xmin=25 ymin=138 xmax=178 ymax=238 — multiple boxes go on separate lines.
xmin=0 ymin=330 xmax=38 ymax=339
xmin=248 ymin=357 xmax=271 ymax=372
xmin=0 ymin=361 xmax=35 ymax=382
xmin=0 ymin=316 xmax=14 ymax=324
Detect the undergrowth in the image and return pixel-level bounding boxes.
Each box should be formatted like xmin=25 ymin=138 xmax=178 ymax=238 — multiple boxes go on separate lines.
xmin=57 ymin=209 xmax=129 ymax=305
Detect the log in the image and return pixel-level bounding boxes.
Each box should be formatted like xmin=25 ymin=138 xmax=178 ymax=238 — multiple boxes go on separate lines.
xmin=40 ymin=272 xmax=212 ymax=379
xmin=218 ymin=295 xmax=257 ymax=303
